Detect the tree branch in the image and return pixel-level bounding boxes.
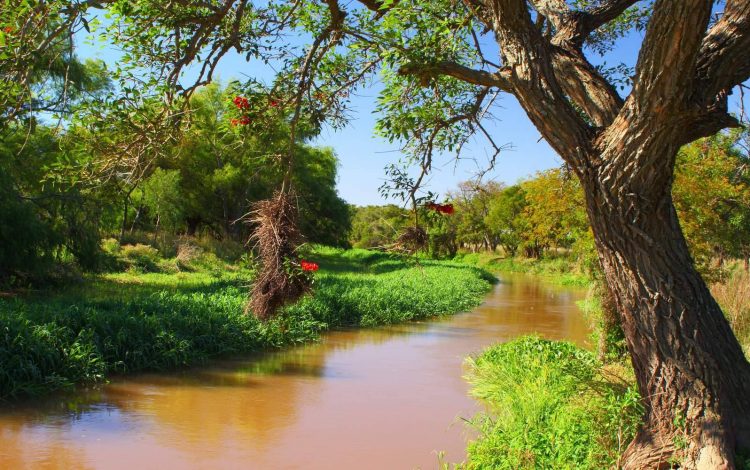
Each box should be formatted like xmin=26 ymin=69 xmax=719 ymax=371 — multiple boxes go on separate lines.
xmin=694 ymin=0 xmax=750 ymax=106
xmin=397 ymin=61 xmax=512 ymax=90
xmin=628 ymin=0 xmax=713 ymax=117
xmin=530 ymin=0 xmax=628 ymax=127
xmin=531 ymin=0 xmax=639 ymax=48
xmin=580 ymin=0 xmax=640 ymax=41
xmin=486 ymin=0 xmax=593 ymax=166
xmin=529 ymin=0 xmax=569 ymax=31
xmin=550 ymin=46 xmax=623 ymax=126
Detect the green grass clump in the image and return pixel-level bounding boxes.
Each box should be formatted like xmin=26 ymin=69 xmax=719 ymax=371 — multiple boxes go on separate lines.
xmin=118 ymin=244 xmax=163 ymax=272
xmin=291 ymin=252 xmax=493 ymax=328
xmin=463 ymin=336 xmax=642 ymax=470
xmin=0 ymin=247 xmax=492 ymax=400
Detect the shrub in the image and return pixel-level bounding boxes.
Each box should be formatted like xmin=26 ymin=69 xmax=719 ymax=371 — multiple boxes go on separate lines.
xmin=119 ymin=244 xmax=162 ymax=272
xmin=463 ymin=336 xmax=642 ymax=470
xmin=577 ymin=282 xmax=627 ymax=363
xmin=101 ymin=238 xmax=121 ymax=256
xmin=120 ymin=231 xmax=179 ymax=258
xmin=175 ymin=241 xmax=202 ymax=271
xmin=194 ymin=235 xmax=246 ymax=262
xmin=454 ymin=252 xmax=591 ymax=287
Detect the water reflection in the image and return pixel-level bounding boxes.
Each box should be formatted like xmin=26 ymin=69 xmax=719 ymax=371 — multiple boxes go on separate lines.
xmin=0 ymin=273 xmax=588 ymax=469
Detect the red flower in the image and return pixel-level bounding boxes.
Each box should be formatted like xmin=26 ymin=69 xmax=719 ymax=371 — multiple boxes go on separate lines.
xmin=230 ymin=116 xmax=251 ymax=126
xmin=269 ymin=99 xmax=279 ymax=108
xmin=3 ymin=26 xmax=12 ymax=34
xmin=300 ymin=260 xmax=319 ymax=272
xmin=233 ymin=96 xmax=250 ymax=110
xmin=424 ymin=202 xmax=455 ymax=215
xmin=438 ymin=203 xmax=455 ymax=215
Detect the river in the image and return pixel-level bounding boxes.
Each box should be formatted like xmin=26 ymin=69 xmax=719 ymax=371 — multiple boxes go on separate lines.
xmin=0 ymin=273 xmax=589 ymax=469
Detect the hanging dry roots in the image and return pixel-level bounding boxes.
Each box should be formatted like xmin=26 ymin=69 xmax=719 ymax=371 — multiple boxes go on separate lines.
xmin=394 ymin=226 xmax=429 ymax=255
xmin=247 ymin=192 xmax=311 ymax=320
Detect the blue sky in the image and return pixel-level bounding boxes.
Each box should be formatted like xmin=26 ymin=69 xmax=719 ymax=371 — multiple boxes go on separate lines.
xmin=75 ymin=12 xmax=742 ymax=207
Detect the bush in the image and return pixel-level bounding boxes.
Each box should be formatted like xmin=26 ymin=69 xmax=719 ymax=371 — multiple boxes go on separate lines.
xmin=119 ymin=244 xmax=163 ymax=272
xmin=454 ymin=251 xmax=591 ymax=287
xmin=175 ymin=241 xmax=202 ymax=271
xmin=101 ymin=238 xmax=121 ymax=256
xmin=120 ymin=231 xmax=179 ymax=258
xmin=577 ymin=283 xmax=627 ymax=363
xmin=193 ymin=235 xmax=246 ymax=262
xmin=463 ymin=336 xmax=642 ymax=470
xmin=0 ymin=177 xmax=57 ymax=285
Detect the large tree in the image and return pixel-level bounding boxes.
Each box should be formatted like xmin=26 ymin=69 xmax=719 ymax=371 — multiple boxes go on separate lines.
xmin=6 ymin=0 xmax=750 ymax=467
xmin=384 ymin=1 xmax=750 ymax=462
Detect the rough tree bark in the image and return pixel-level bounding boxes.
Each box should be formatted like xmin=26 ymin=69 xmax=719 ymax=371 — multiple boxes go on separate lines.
xmin=402 ymin=0 xmax=750 ymax=467
xmin=583 ymin=143 xmax=750 ymax=469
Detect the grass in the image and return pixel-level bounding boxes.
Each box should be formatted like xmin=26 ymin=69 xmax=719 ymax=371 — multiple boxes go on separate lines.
xmin=461 ymin=336 xmax=642 ymax=470
xmin=711 ymin=267 xmax=750 ymax=358
xmin=0 ymin=246 xmax=493 ymax=400
xmin=452 ymin=252 xmax=592 ymax=287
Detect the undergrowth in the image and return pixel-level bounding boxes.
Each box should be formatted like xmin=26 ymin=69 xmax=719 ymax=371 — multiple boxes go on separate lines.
xmin=711 ymin=267 xmax=750 ymax=358
xmin=0 ymin=246 xmax=492 ymax=400
xmin=462 ymin=336 xmax=642 ymax=470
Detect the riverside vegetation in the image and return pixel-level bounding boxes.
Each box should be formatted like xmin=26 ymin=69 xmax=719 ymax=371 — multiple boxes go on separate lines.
xmin=4 ymin=7 xmax=750 ymax=464
xmin=0 ymin=244 xmax=493 ymax=400
xmin=451 ymin=251 xmax=750 ymax=470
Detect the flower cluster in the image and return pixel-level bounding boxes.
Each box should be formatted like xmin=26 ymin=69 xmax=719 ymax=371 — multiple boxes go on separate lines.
xmin=425 ymin=202 xmax=455 ymax=215
xmin=269 ymin=99 xmax=280 ymax=108
xmin=230 ymin=96 xmax=252 ymax=126
xmin=300 ymin=260 xmax=319 ymax=272
xmin=232 ymin=96 xmax=250 ymax=110
xmin=230 ymin=116 xmax=251 ymax=126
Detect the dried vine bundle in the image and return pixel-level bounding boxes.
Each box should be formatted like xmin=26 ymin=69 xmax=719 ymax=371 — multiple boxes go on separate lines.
xmin=247 ymin=192 xmax=311 ymax=319
xmin=393 ymin=226 xmax=429 ymax=255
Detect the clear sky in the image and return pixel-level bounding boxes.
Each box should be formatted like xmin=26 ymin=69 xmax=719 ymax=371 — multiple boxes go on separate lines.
xmin=75 ymin=12 xmax=743 ymax=207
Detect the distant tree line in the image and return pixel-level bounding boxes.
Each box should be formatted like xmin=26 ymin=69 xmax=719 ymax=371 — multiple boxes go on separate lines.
xmin=351 ymin=128 xmax=750 ymax=277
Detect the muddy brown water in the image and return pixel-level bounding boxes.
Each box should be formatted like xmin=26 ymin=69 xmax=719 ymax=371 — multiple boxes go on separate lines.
xmin=0 ymin=274 xmax=589 ymax=470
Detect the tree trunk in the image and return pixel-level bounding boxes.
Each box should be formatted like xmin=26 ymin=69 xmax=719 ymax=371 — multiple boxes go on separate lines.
xmin=130 ymin=203 xmax=144 ymax=234
xmin=581 ymin=155 xmax=750 ymax=469
xmin=153 ymin=214 xmax=160 ymax=244
xmin=120 ymin=197 xmax=129 ymax=243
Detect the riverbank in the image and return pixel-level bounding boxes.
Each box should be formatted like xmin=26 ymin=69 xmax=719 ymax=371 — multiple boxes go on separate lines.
xmin=447 ymin=253 xmax=637 ymax=468
xmin=461 ymin=336 xmax=642 ymax=469
xmin=452 ymin=252 xmax=592 ymax=287
xmin=0 ymin=270 xmax=586 ymax=469
xmin=456 ymin=250 xmax=750 ymax=355
xmin=454 ymin=253 xmax=750 ymax=469
xmin=0 ymin=247 xmax=493 ymax=400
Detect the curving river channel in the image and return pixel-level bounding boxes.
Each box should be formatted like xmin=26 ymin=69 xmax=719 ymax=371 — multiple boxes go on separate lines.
xmin=0 ymin=273 xmax=589 ymax=470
